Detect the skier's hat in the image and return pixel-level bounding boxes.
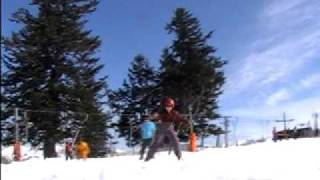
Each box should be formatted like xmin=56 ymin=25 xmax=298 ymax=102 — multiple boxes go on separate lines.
xmin=163 ymin=97 xmax=175 ymax=107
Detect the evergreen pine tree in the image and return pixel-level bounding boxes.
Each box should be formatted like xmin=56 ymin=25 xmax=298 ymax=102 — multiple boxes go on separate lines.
xmin=109 ymin=54 xmax=160 ymax=146
xmin=2 ymin=0 xmax=111 ymax=157
xmin=67 ymin=65 xmax=111 ymax=157
xmin=160 ymin=8 xmax=226 ymax=141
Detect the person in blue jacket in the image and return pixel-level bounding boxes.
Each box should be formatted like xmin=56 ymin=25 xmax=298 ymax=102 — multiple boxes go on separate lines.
xmin=139 ymin=114 xmax=156 ymax=160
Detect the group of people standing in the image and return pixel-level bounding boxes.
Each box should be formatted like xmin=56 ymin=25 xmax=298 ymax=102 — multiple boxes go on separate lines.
xmin=64 ymin=97 xmax=190 ymax=162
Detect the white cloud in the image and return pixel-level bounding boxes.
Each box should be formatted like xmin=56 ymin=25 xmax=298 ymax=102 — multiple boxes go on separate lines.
xmin=265 ymin=88 xmax=291 ymax=106
xmin=225 ymin=0 xmax=320 ymax=96
xmin=262 ymin=0 xmax=303 ymax=15
xmin=261 ymin=0 xmax=320 ymax=32
xmin=228 ymin=31 xmax=320 ymax=94
xmin=300 ymin=74 xmax=320 ymax=89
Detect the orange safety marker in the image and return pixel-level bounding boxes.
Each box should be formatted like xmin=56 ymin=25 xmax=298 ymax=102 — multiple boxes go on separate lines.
xmin=13 ymin=141 xmax=22 ymax=161
xmin=189 ymin=132 xmax=197 ymax=152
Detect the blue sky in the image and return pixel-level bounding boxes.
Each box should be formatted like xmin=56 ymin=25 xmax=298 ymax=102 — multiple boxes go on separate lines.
xmin=3 ymin=0 xmax=320 ymax=142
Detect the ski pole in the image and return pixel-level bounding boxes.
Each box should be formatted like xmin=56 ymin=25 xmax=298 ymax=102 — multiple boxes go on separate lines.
xmin=72 ymin=129 xmax=80 ymax=148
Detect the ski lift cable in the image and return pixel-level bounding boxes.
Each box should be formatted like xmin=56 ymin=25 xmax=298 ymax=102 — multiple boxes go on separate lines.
xmin=3 ymin=107 xmax=107 ymax=116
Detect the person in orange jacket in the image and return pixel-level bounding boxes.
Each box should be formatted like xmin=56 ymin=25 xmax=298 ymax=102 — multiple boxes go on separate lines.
xmin=77 ymin=140 xmax=90 ymax=159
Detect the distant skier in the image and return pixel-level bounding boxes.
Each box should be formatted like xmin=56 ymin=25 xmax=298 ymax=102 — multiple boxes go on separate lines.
xmin=145 ymin=97 xmax=190 ymax=161
xmin=293 ymin=126 xmax=298 ymax=139
xmin=65 ymin=141 xmax=73 ymax=160
xmin=272 ymin=127 xmax=278 ymax=142
xmin=13 ymin=140 xmax=22 ymax=161
xmin=139 ymin=115 xmax=156 ymax=160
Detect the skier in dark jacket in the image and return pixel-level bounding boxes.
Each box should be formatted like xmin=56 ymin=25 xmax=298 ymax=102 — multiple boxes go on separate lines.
xmin=145 ymin=97 xmax=189 ymax=161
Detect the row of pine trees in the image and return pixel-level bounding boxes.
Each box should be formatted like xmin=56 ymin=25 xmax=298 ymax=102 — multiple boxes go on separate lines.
xmin=1 ymin=0 xmax=226 ymax=158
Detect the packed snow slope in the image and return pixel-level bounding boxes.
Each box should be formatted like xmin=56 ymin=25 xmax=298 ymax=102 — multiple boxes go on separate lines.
xmin=2 ymin=138 xmax=320 ymax=180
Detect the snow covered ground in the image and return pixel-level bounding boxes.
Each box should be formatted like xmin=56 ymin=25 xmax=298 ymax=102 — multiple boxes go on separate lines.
xmin=2 ymin=138 xmax=320 ymax=180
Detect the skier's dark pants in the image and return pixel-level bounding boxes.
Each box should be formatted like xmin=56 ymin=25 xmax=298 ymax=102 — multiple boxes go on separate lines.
xmin=140 ymin=138 xmax=152 ymax=159
xmin=66 ymin=152 xmax=73 ymax=160
xmin=145 ymin=123 xmax=181 ymax=160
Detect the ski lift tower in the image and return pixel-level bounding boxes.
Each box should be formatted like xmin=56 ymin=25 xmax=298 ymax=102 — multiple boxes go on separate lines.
xmin=275 ymin=112 xmax=294 ymax=132
xmin=313 ymin=113 xmax=319 ymax=136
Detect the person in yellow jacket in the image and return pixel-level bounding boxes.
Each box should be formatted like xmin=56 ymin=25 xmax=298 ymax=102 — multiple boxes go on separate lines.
xmin=77 ymin=140 xmax=90 ymax=159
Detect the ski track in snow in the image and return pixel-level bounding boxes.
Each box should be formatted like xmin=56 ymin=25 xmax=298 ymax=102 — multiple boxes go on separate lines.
xmin=2 ymin=138 xmax=320 ymax=180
